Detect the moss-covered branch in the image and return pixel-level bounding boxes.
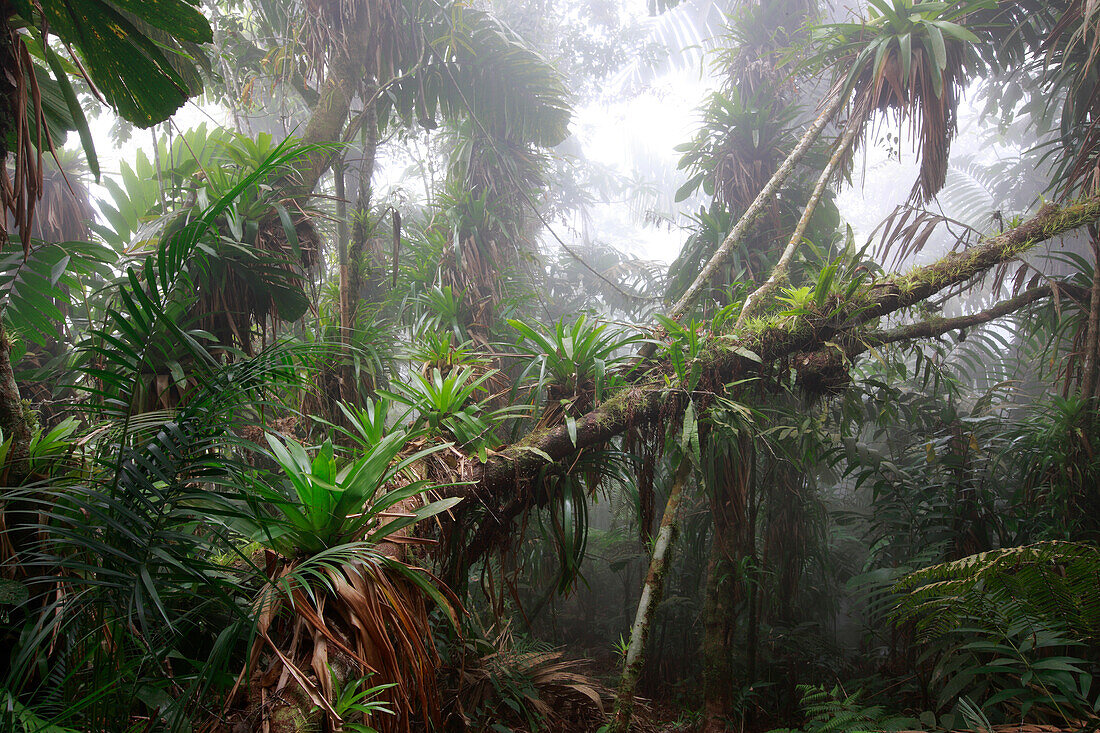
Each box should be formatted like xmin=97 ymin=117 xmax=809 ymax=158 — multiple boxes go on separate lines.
xmin=459 ymin=195 xmax=1100 ymax=546
xmin=851 ymin=282 xmax=1063 ymax=352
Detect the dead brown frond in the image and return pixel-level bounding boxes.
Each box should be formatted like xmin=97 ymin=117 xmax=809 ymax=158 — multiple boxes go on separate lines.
xmin=8 ymin=148 xmax=93 ymax=243
xmin=229 ymin=551 xmax=457 ymax=733
xmin=871 ymin=204 xmax=981 ymax=271
xmin=299 ymin=0 xmax=404 ymax=84
xmin=442 ymin=626 xmax=610 ymax=733
xmin=1 ymin=15 xmax=45 ymax=254
xmin=196 ymin=212 xmax=320 ymax=356
xmin=1044 ymin=0 xmax=1100 ymax=194
xmin=439 ymin=232 xmax=513 ymax=347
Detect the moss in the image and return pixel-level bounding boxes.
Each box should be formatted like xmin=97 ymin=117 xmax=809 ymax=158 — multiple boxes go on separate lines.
xmin=211 ymin=540 xmax=265 ymax=567
xmin=268 ymin=695 xmax=316 ymax=733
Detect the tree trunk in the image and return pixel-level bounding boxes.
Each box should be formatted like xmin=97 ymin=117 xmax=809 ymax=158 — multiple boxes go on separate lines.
xmin=1082 ymin=225 xmax=1100 ymax=403
xmin=662 ymin=91 xmax=848 ymax=327
xmin=702 ymin=538 xmax=735 ymax=733
xmin=701 ymin=432 xmax=755 ymax=732
xmin=0 ymin=320 xmax=30 ymax=485
xmin=340 ymin=95 xmax=380 ymax=407
xmin=736 ymin=120 xmax=862 ymax=328
xmin=335 ymin=153 xmax=349 ymax=326
xmin=744 ymin=445 xmax=759 ymax=698
xmin=295 ymin=56 xmax=359 ymax=197
xmin=0 ymin=318 xmax=35 ymax=570
xmin=609 ymin=458 xmax=692 ymax=733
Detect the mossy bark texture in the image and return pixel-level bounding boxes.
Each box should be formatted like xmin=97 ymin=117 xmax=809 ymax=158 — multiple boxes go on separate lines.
xmin=296 ymin=55 xmax=359 ymax=196
xmin=609 ymin=459 xmax=692 ymax=733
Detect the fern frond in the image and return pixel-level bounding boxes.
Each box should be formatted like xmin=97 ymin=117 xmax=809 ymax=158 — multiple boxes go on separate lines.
xmin=894 ymin=541 xmax=1100 ymax=644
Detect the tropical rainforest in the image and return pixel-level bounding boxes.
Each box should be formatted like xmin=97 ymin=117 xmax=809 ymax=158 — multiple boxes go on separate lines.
xmin=1 ymin=0 xmax=1099 ymax=731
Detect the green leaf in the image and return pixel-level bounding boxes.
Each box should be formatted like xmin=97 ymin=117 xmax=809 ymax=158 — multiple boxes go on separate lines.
xmin=733 ymin=346 xmax=761 ymax=363
xmin=42 ymin=44 xmax=100 ymax=181
xmin=107 ymin=0 xmax=212 ymax=44
xmin=516 ymin=446 xmax=553 ymax=462
xmin=273 ymin=202 xmax=301 ymax=262
xmin=898 ymin=32 xmax=912 ymax=85
xmin=680 ymin=400 xmax=697 ymax=458
xmin=919 ymin=34 xmax=945 ymax=97
xmin=38 ymin=0 xmax=210 ymax=126
xmin=923 ymin=21 xmax=948 ymax=72
xmin=926 ymin=19 xmax=979 ymax=44
xmin=674 ymin=173 xmax=704 ymax=203
xmin=865 ymin=0 xmax=901 ymax=25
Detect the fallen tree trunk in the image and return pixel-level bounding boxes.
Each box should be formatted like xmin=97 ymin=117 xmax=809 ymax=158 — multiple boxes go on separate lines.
xmin=458 ymin=196 xmax=1100 ymax=549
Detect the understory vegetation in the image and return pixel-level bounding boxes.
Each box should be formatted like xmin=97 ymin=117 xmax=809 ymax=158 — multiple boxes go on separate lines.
xmin=1 ymin=0 xmax=1100 ymax=731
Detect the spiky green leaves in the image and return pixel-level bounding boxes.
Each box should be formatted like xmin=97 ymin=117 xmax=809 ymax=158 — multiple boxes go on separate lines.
xmin=809 ymin=0 xmax=993 ymax=202
xmin=242 ymin=431 xmax=458 ymax=557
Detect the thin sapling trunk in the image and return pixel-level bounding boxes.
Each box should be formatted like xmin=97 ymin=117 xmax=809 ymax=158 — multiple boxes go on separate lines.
xmin=609 ymin=458 xmax=693 ymax=733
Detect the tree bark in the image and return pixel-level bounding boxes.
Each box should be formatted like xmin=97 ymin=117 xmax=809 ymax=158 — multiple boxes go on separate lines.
xmin=702 ymin=538 xmax=735 ymax=733
xmin=852 ymin=283 xmax=1062 ymax=350
xmin=701 ymin=433 xmax=753 ymax=732
xmin=609 ymin=458 xmax=692 ymax=733
xmin=0 ymin=319 xmax=30 ymax=485
xmin=1081 ymin=226 xmax=1100 ymax=402
xmin=294 ymin=56 xmax=360 ymax=198
xmin=340 ymin=97 xmax=380 ymax=407
xmin=0 ymin=318 xmax=35 ymax=571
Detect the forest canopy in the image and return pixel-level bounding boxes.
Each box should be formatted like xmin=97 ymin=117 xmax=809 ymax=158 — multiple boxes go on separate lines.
xmin=1 ymin=1 xmax=1100 ymax=732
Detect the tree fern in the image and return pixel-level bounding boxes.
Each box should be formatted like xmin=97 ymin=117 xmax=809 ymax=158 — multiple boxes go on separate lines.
xmin=769 ymin=685 xmax=917 ymax=733
xmin=894 ymin=541 xmax=1100 ymax=644
xmin=893 ymin=542 xmax=1100 ymax=721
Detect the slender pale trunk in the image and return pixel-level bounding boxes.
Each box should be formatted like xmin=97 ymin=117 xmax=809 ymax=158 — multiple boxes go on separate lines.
xmin=735 ymin=120 xmax=862 ymax=329
xmin=665 ymin=92 xmax=848 ymax=325
xmin=627 ymin=92 xmax=848 ymax=372
xmin=1082 ymin=226 xmax=1100 ymax=403
xmin=609 ymin=459 xmax=693 ymax=733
